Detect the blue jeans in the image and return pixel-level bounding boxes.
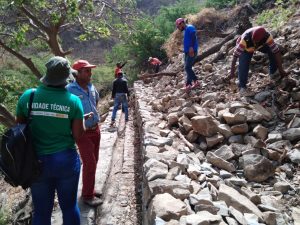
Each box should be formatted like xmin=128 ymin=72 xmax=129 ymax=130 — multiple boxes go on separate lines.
xmin=238 ymin=45 xmax=277 ymax=88
xmin=111 ymin=93 xmax=128 ymax=121
xmin=31 ymin=149 xmax=81 ymax=225
xmin=184 ymin=53 xmax=197 ymax=85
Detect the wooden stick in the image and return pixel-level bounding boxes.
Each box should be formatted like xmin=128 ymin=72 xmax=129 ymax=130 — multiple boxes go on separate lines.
xmin=173 ymin=130 xmax=195 ymax=151
xmin=138 ymin=72 xmax=176 ymax=80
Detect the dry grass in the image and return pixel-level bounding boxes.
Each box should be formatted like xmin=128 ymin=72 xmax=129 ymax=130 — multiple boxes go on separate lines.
xmin=163 ymin=8 xmax=227 ymax=58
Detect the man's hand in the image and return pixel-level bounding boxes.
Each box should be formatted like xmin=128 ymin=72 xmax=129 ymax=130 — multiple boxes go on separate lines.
xmin=84 ymin=112 xmax=94 ymax=120
xmin=188 ymin=47 xmax=195 ymax=57
xmin=229 ymin=70 xmax=235 ymax=79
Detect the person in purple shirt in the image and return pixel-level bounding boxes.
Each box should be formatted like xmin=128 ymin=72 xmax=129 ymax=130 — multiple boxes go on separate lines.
xmin=176 ymin=18 xmax=200 ymax=91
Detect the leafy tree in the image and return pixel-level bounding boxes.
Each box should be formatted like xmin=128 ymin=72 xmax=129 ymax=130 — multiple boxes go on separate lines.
xmin=106 ymin=0 xmax=203 ymax=78
xmin=0 ymin=0 xmax=138 ymax=128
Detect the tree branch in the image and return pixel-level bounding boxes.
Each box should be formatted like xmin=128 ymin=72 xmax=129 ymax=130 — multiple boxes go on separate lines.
xmin=194 ymin=31 xmax=237 ymax=64
xmin=0 ymin=40 xmax=42 ymax=79
xmin=20 ymin=5 xmax=48 ymax=32
xmin=0 ymin=104 xmax=15 ymax=128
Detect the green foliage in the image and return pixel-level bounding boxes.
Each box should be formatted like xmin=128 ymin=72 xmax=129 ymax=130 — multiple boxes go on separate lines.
xmin=106 ymin=0 xmax=203 ymax=79
xmin=255 ymin=0 xmax=296 ymax=29
xmin=155 ymin=0 xmax=203 ymax=38
xmin=204 ymin=0 xmax=236 ymax=9
xmin=90 ymin=65 xmax=115 ymax=95
xmin=250 ymin=0 xmax=269 ymax=9
xmin=0 ymin=207 xmax=9 ymax=225
xmin=0 ymin=57 xmax=42 ymax=112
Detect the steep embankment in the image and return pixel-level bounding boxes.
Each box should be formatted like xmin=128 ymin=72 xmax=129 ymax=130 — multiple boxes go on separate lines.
xmin=135 ymin=4 xmax=300 ymax=225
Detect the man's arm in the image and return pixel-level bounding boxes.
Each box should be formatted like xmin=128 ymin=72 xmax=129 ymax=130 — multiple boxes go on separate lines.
xmin=72 ymin=118 xmax=85 ymax=141
xmin=120 ymin=61 xmax=127 ymax=68
xmin=274 ymin=52 xmax=287 ymax=76
xmin=229 ymin=56 xmax=238 ymax=79
xmin=189 ymin=30 xmax=196 ymax=57
xmin=15 ymin=116 xmax=26 ymax=124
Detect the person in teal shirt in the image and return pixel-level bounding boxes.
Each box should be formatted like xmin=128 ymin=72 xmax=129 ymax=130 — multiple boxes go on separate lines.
xmin=16 ymin=56 xmax=85 ymax=225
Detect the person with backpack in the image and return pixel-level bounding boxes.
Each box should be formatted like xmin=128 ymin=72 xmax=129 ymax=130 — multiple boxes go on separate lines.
xmin=66 ymin=59 xmax=103 ymax=207
xmin=15 ymin=56 xmax=85 ymax=225
xmin=175 ymin=18 xmax=200 ymax=91
xmin=228 ymin=26 xmax=288 ymax=96
xmin=110 ymin=72 xmax=129 ymax=126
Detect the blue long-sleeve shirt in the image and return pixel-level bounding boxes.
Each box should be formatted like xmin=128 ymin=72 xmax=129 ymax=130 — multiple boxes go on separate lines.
xmin=183 ymin=24 xmax=198 ymax=54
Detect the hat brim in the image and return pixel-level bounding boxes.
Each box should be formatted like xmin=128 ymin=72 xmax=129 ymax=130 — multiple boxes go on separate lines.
xmin=82 ymin=64 xmax=96 ymax=68
xmin=40 ymin=68 xmax=77 ymax=86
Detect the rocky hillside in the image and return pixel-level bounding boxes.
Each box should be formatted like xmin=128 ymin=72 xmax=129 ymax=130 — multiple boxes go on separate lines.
xmin=134 ymin=4 xmax=300 ymax=225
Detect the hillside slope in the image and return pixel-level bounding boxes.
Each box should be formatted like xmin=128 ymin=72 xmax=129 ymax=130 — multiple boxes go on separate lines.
xmin=135 ymin=3 xmax=300 ymax=224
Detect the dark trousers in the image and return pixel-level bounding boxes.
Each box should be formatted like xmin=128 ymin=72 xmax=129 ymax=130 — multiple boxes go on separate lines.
xmin=238 ymin=45 xmax=277 ymax=88
xmin=155 ymin=64 xmax=160 ymax=73
xmin=184 ymin=53 xmax=198 ymax=85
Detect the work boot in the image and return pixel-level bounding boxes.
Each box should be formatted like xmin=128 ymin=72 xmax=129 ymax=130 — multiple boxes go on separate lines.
xmin=83 ymin=197 xmax=103 ymax=207
xmin=94 ymin=190 xmax=102 ymax=198
xmin=239 ymin=88 xmax=255 ymax=97
xmin=185 ymin=84 xmax=192 ymax=92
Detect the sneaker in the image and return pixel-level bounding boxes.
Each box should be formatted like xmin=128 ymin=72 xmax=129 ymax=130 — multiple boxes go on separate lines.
xmin=191 ymin=80 xmax=200 ymax=89
xmin=110 ymin=121 xmax=115 ymax=127
xmin=83 ymin=197 xmax=103 ymax=207
xmin=239 ymin=88 xmax=255 ymax=97
xmin=185 ymin=84 xmax=192 ymax=92
xmin=269 ymin=71 xmax=281 ymax=82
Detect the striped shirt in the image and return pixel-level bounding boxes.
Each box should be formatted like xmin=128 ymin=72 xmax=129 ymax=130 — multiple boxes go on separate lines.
xmin=233 ymin=27 xmax=279 ymax=57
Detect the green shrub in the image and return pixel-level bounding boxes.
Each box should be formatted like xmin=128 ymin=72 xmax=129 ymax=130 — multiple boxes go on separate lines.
xmin=255 ymin=0 xmax=296 ymax=29
xmin=250 ymin=0 xmax=270 ymax=9
xmin=204 ymin=0 xmax=236 ymax=9
xmin=0 ymin=207 xmax=9 ymax=225
xmin=155 ymin=0 xmax=203 ymax=39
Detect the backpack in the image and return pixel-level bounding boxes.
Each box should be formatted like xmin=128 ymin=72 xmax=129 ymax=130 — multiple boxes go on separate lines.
xmin=0 ymin=90 xmax=41 ymax=189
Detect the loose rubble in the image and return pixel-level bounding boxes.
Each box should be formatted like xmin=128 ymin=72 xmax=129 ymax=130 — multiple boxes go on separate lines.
xmin=135 ymin=6 xmax=300 ymax=225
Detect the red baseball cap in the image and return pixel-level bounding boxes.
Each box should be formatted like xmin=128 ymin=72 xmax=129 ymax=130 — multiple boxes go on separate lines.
xmin=72 ymin=60 xmax=96 ymax=71
xmin=175 ymin=18 xmax=185 ymax=28
xmin=252 ymin=27 xmax=267 ymax=43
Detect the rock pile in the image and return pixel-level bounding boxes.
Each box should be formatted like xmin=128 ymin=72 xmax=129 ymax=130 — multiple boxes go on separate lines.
xmin=134 ymin=6 xmax=300 ymax=225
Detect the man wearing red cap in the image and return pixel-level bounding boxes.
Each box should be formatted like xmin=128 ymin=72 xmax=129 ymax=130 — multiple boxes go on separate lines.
xmin=66 ymin=60 xmax=102 ymax=207
xmin=229 ymin=26 xmax=287 ymax=96
xmin=148 ymin=57 xmax=162 ymax=73
xmin=114 ymin=61 xmax=127 ymax=78
xmin=175 ymin=17 xmax=200 ymax=91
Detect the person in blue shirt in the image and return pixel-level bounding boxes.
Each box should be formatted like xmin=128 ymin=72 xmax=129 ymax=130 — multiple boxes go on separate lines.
xmin=176 ymin=18 xmax=200 ymax=91
xmin=66 ymin=60 xmax=102 ymax=207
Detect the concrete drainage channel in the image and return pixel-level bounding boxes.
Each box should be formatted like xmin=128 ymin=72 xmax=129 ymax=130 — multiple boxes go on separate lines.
xmin=96 ymin=107 xmax=143 ymax=225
